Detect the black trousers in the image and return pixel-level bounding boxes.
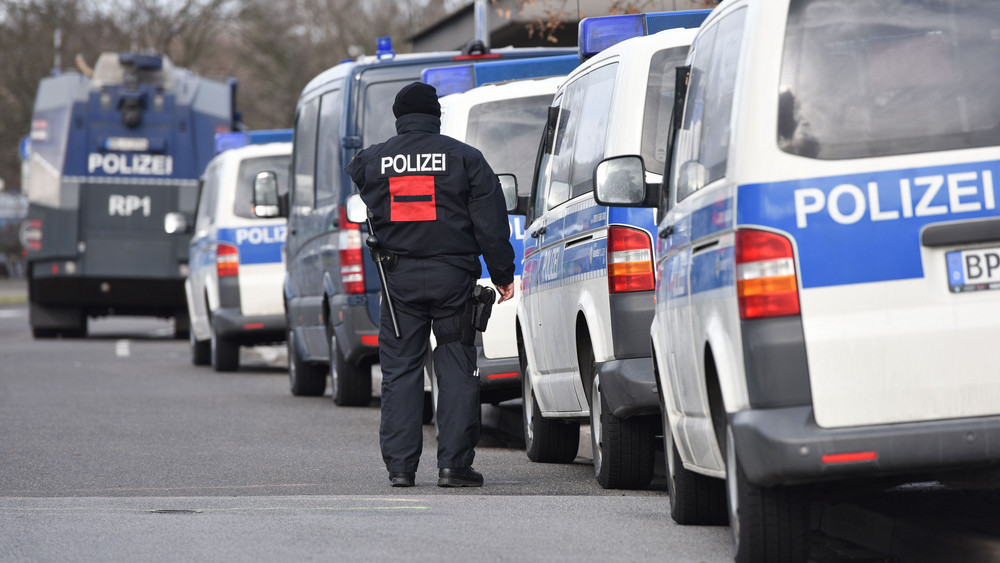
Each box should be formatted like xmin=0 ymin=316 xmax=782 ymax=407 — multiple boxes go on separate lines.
xmin=378 ymin=257 xmax=479 ymax=473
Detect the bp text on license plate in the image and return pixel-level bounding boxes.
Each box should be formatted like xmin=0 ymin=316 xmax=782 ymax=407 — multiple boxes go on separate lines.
xmin=947 ymin=246 xmax=1000 ymax=292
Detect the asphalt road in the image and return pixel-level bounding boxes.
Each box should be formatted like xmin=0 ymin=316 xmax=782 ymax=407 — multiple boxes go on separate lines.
xmin=2 ymin=300 xmax=999 ymax=562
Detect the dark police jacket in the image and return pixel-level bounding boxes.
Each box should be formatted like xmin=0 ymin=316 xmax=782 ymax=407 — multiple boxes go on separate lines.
xmin=345 ymin=113 xmax=515 ymax=287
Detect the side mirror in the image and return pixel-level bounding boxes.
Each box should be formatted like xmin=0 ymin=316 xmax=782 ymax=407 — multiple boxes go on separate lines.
xmin=253 ymin=171 xmax=280 ymax=218
xmin=345 ymin=193 xmax=369 ymax=224
xmin=164 ymin=212 xmax=190 ymax=235
xmin=497 ymin=174 xmax=517 ymax=211
xmin=593 ymin=155 xmax=659 ymax=208
xmin=497 ymin=173 xmax=529 ymax=215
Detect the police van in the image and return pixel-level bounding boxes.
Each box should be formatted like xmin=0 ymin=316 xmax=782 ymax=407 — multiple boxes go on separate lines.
xmin=282 ymin=37 xmax=572 ymax=404
xmin=171 ymin=131 xmax=291 ymax=371
xmin=513 ymin=10 xmax=708 ymax=489
xmin=421 ymin=57 xmax=577 ymax=423
xmin=594 ymin=0 xmax=1000 ymax=560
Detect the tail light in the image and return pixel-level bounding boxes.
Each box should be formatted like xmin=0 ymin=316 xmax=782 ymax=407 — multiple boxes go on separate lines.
xmin=607 ymin=226 xmax=654 ymax=293
xmin=339 ymin=207 xmax=365 ymax=294
xmin=216 ymin=243 xmax=239 ymax=278
xmin=735 ymin=229 xmax=800 ymax=319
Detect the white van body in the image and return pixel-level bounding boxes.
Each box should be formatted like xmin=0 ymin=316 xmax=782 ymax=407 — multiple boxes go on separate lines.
xmin=519 ymin=27 xmax=699 ymax=489
xmin=438 ymin=77 xmax=563 ymax=400
xmin=187 ymin=142 xmax=290 ymax=371
xmin=635 ymin=0 xmax=1000 ymax=559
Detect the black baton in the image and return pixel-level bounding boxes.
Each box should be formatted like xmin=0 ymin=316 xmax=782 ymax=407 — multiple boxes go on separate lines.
xmin=364 ymin=214 xmax=401 ymax=339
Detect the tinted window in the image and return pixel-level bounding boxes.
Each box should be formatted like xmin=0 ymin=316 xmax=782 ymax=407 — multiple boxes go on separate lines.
xmin=363 ymin=80 xmax=409 ymax=146
xmin=642 ymin=47 xmax=690 ymax=174
xmin=672 ymin=9 xmax=745 ymax=201
xmin=292 ymin=98 xmax=320 ymax=209
xmin=234 ymin=155 xmax=291 ymax=219
xmin=569 ymin=63 xmax=617 ymax=199
xmin=780 ymin=0 xmax=1000 ymax=159
xmin=466 ymin=94 xmax=552 ymax=197
xmin=316 ymin=89 xmax=343 ymax=203
xmin=546 ymin=77 xmax=586 ymax=209
xmin=194 ymin=161 xmax=220 ymax=232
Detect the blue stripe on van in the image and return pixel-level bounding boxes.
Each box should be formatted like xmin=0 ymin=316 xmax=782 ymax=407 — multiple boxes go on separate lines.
xmin=736 ymin=159 xmax=1000 ymax=288
xmin=480 ymin=215 xmax=526 ymax=278
xmin=218 ymin=226 xmax=286 ymax=265
xmin=690 ymin=245 xmax=734 ymax=294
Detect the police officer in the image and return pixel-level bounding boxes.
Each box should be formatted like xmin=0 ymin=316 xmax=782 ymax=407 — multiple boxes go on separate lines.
xmin=345 ymin=82 xmax=515 ymax=488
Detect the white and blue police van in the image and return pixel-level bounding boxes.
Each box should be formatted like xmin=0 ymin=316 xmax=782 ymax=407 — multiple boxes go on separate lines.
xmin=177 ymin=130 xmax=291 ymax=372
xmin=511 ymin=10 xmax=709 ymax=489
xmin=594 ymin=0 xmax=1000 ymax=560
xmin=421 ymin=56 xmax=578 ymax=426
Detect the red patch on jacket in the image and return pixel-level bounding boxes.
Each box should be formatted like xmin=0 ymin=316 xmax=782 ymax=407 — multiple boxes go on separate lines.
xmin=389 ymin=175 xmax=436 ymax=222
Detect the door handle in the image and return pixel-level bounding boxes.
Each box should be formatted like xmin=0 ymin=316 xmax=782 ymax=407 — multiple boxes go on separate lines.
xmin=659 ymin=225 xmax=673 ymax=239
xmin=530 ymin=226 xmax=547 ymax=238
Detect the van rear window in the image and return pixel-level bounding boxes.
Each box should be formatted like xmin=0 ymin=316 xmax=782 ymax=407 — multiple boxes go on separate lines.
xmin=779 ymin=0 xmax=1000 ymax=159
xmin=234 ymin=155 xmax=291 ymax=219
xmin=467 ymin=95 xmax=552 ymax=197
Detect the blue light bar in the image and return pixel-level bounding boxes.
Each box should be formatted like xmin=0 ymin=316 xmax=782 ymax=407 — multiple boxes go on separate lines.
xmin=578 ymin=9 xmax=713 ymax=59
xmin=423 ymin=55 xmax=580 ymax=97
xmin=376 ymin=36 xmax=395 ymax=60
xmin=119 ymin=52 xmax=163 ymax=70
xmin=646 ymin=9 xmax=712 ymax=34
xmin=214 ymin=129 xmax=293 ymax=154
xmin=472 ymin=55 xmax=579 ymax=87
xmin=248 ymin=129 xmax=293 ymax=145
xmin=422 ymin=65 xmax=475 ymax=97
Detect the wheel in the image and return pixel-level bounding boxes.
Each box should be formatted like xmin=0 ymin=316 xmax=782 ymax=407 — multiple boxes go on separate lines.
xmin=726 ymin=425 xmax=809 ymax=563
xmin=287 ymin=327 xmax=325 ymax=396
xmin=329 ymin=331 xmax=371 ymax=406
xmin=590 ymin=373 xmax=655 ymax=489
xmin=664 ymin=409 xmax=727 ymax=524
xmin=210 ymin=316 xmax=239 ymax=372
xmin=190 ymin=326 xmax=210 ymax=366
xmin=520 ymin=339 xmax=579 ymax=463
xmin=174 ymin=309 xmax=190 ymax=339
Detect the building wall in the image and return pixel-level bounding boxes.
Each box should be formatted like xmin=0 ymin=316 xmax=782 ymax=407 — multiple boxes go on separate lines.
xmin=411 ymin=0 xmax=712 ymax=53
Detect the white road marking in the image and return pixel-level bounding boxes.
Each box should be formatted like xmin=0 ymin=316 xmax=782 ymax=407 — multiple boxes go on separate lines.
xmin=115 ymin=340 xmax=131 ymax=357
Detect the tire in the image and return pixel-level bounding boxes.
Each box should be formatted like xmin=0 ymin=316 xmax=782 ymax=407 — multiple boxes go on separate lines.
xmin=210 ymin=316 xmax=239 ymax=372
xmin=664 ymin=409 xmax=727 ymax=524
xmin=190 ymin=327 xmax=210 ymax=366
xmin=174 ymin=309 xmax=191 ymax=340
xmin=329 ymin=330 xmax=372 ymax=406
xmin=726 ymin=425 xmax=809 ymax=563
xmin=590 ymin=373 xmax=655 ymax=489
xmin=520 ymin=339 xmax=579 ymax=463
xmin=287 ymin=327 xmax=326 ymax=396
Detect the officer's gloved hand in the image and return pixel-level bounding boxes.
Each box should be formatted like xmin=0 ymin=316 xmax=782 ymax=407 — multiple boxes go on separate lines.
xmin=496 ymin=283 xmax=514 ymax=304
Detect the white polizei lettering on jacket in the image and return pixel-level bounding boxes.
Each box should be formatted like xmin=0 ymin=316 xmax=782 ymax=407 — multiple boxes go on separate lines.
xmin=794 ymin=170 xmax=998 ymax=228
xmin=380 ymin=153 xmax=447 ymax=175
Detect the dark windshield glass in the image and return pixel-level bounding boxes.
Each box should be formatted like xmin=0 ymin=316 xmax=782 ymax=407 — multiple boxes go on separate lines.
xmin=780 ymin=0 xmax=1000 ymax=159
xmin=466 ymin=94 xmax=553 ymax=196
xmin=642 ymin=46 xmax=689 ymax=173
xmin=363 ymin=80 xmax=408 ymax=146
xmin=235 ymin=154 xmax=291 ymax=219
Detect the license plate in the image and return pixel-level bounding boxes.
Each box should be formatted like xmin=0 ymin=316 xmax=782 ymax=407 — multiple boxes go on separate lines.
xmin=946 ymin=246 xmax=1000 ymax=293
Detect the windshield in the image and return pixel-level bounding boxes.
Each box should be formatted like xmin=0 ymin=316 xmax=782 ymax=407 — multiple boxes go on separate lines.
xmin=779 ymin=0 xmax=1000 ymax=159
xmin=466 ymin=94 xmax=553 ymax=196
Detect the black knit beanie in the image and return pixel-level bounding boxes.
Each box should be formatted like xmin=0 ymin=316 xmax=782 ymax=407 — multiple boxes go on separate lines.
xmin=392 ymin=82 xmax=441 ymax=118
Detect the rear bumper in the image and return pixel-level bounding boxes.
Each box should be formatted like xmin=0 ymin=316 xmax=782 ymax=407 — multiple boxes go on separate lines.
xmin=731 ymin=406 xmax=1000 ymax=487
xmin=330 ymin=293 xmax=379 ymax=364
xmin=212 ymin=307 xmax=285 ymax=345
xmin=30 ymin=273 xmax=185 ymax=314
xmin=596 ymin=356 xmax=659 ymax=419
xmin=477 ymin=350 xmax=521 ymax=404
